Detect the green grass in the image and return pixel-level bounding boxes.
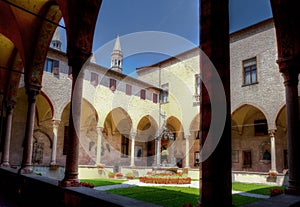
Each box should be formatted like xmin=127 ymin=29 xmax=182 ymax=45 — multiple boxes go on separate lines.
xmin=81 ymin=178 xmax=283 ymax=206
xmin=80 ymin=178 xmax=125 ymax=187
xmin=232 ymin=182 xmax=285 ymax=195
xmin=107 ymin=186 xmax=263 ymax=207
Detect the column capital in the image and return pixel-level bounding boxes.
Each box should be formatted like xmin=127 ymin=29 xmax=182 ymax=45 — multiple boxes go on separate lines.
xmin=52 ymin=119 xmax=61 ymax=128
xmin=4 ymin=100 xmax=16 ymax=111
xmin=26 ymin=83 xmax=41 ymax=103
xmin=281 ymin=68 xmax=299 ymax=87
xmin=268 ymin=129 xmax=277 ymax=136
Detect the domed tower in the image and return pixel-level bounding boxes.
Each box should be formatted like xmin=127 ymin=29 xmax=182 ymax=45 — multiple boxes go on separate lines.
xmin=51 ymin=27 xmax=62 ymax=51
xmin=111 ymin=35 xmax=123 ymax=73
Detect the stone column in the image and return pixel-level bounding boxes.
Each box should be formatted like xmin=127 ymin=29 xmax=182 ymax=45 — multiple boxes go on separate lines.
xmin=50 ymin=119 xmax=60 ymax=165
xmin=96 ymin=126 xmax=103 ymax=165
xmin=130 ymin=130 xmax=136 ymax=167
xmin=185 ymin=134 xmax=191 ymax=168
xmin=269 ymin=129 xmax=277 ymax=173
xmin=0 ymin=101 xmax=16 ymax=167
xmin=19 ymin=85 xmax=40 ymax=174
xmin=60 ymin=49 xmax=89 ymax=187
xmin=200 ymin=0 xmax=232 ymax=206
xmin=281 ymin=69 xmax=300 ymax=195
xmin=156 ymin=138 xmax=161 ymax=166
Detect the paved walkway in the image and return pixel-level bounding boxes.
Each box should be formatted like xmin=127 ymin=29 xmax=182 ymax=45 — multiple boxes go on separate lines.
xmin=94 ymin=180 xmax=270 ymax=199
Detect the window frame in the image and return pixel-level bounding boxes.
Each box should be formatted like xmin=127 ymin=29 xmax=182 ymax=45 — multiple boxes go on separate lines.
xmin=126 ymin=84 xmax=132 ymax=95
xmin=140 ymin=89 xmax=146 ymax=100
xmin=254 ymin=119 xmax=268 ymax=136
xmin=90 ymin=72 xmax=99 ymax=86
xmin=110 ymin=78 xmax=117 ymax=91
xmin=121 ymin=135 xmax=129 ymax=157
xmin=242 ymin=57 xmax=258 ymax=86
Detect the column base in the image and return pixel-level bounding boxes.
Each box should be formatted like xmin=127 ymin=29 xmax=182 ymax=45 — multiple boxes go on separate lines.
xmin=59 ymin=178 xmax=81 ymax=187
xmin=18 ymin=165 xmax=33 ymax=174
xmin=0 ymin=162 xmax=10 ymax=167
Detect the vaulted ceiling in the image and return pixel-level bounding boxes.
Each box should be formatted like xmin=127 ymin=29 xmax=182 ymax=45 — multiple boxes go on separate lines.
xmin=0 ymin=0 xmax=102 ymax=108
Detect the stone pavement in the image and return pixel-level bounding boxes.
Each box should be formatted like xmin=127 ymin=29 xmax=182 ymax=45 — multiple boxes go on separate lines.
xmin=94 ymin=180 xmax=270 ymax=199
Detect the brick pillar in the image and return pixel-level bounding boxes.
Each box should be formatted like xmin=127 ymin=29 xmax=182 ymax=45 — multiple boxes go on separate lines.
xmin=19 ymin=85 xmax=40 ymax=174
xmin=60 ymin=49 xmax=90 ymax=187
xmin=199 ymin=0 xmax=232 ymax=206
xmin=0 ymin=101 xmax=15 ymax=167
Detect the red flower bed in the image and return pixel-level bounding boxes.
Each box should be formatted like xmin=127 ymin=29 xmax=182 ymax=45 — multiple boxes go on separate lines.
xmin=139 ymin=176 xmax=191 ymax=184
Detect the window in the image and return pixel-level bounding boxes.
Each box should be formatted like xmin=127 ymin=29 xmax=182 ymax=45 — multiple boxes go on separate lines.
xmin=232 ymin=150 xmax=239 ymax=163
xmin=126 ymin=84 xmax=132 ymax=95
xmin=153 ymin=93 xmax=158 ymax=103
xmin=140 ymin=89 xmax=146 ymax=100
xmin=194 ymin=151 xmax=200 ymax=166
xmin=195 ymin=74 xmax=201 ymax=95
xmin=63 ymin=126 xmax=69 ymax=155
xmin=110 ymin=79 xmax=117 ymax=91
xmin=44 ymin=58 xmax=59 ymax=75
xmin=195 ymin=130 xmax=200 ymax=139
xmin=254 ymin=119 xmax=268 ymax=136
xmin=160 ymin=83 xmax=169 ymax=103
xmin=243 ymin=57 xmax=257 ymax=85
xmin=90 ymin=72 xmax=98 ymax=86
xmin=242 ymin=150 xmax=252 ymax=168
xmin=121 ymin=135 xmax=129 ymax=157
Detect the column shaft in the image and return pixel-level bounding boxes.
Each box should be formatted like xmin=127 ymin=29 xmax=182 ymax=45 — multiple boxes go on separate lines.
xmin=282 ymin=70 xmax=300 ymax=195
xmin=50 ymin=120 xmax=60 ymax=165
xmin=96 ymin=127 xmax=103 ymax=165
xmin=185 ymin=135 xmax=190 ymax=168
xmin=130 ymin=131 xmax=136 ymax=167
xmin=19 ymin=87 xmax=40 ymax=174
xmin=0 ymin=102 xmax=15 ymax=167
xmin=269 ymin=130 xmax=277 ymax=173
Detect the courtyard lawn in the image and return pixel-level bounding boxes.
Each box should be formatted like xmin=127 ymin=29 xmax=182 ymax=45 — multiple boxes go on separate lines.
xmin=232 ymin=182 xmax=285 ymax=195
xmin=106 ymin=186 xmax=262 ymax=207
xmin=80 ymin=178 xmax=125 ymax=187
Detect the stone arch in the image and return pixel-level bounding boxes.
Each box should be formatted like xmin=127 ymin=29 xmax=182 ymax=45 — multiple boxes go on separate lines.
xmin=101 ymin=107 xmax=133 ymax=166
xmin=232 ymin=104 xmax=271 ymax=172
xmin=232 ymin=104 xmax=268 ymax=136
xmin=136 ymin=115 xmax=158 ymax=166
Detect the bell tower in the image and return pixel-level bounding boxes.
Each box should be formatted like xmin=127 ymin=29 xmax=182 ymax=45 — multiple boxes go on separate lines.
xmin=111 ymin=35 xmax=123 ymax=73
xmin=51 ymin=27 xmax=62 ymax=51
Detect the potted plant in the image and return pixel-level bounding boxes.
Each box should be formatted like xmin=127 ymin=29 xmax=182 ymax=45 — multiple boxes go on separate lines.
xmin=116 ymin=172 xmax=123 ymax=179
xmin=125 ymin=172 xmax=134 ymax=179
xmin=108 ymin=171 xmax=115 ymax=179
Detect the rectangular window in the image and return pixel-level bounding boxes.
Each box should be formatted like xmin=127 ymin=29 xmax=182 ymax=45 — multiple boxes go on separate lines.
xmin=63 ymin=126 xmax=69 ymax=155
xmin=140 ymin=89 xmax=146 ymax=100
xmin=121 ymin=135 xmax=129 ymax=157
xmin=242 ymin=150 xmax=252 ymax=168
xmin=195 ymin=74 xmax=201 ymax=95
xmin=90 ymin=72 xmax=98 ymax=86
xmin=194 ymin=151 xmax=200 ymax=166
xmin=44 ymin=58 xmax=60 ymax=76
xmin=243 ymin=57 xmax=257 ymax=85
xmin=44 ymin=58 xmax=53 ymax=73
xmin=52 ymin=60 xmax=60 ymax=75
xmin=110 ymin=79 xmax=117 ymax=91
xmin=153 ymin=93 xmax=158 ymax=103
xmin=232 ymin=150 xmax=239 ymax=163
xmin=254 ymin=119 xmax=268 ymax=136
xmin=195 ymin=130 xmax=200 ymax=139
xmin=126 ymin=84 xmax=132 ymax=95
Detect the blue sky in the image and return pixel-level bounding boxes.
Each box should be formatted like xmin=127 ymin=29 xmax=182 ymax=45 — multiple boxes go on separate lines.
xmin=59 ymin=0 xmax=273 ymax=76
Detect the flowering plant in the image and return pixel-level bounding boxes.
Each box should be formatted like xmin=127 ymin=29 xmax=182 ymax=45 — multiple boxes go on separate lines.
xmin=80 ymin=182 xmax=94 ymax=188
xmin=269 ymin=188 xmax=283 ymax=196
xmin=268 ymin=171 xmax=278 ymax=177
xmin=116 ymin=172 xmax=123 ymax=178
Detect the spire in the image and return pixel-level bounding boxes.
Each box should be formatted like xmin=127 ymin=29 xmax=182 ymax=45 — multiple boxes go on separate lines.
xmin=113 ymin=35 xmax=122 ymax=51
xmin=111 ymin=35 xmax=123 ymax=73
xmin=51 ymin=27 xmax=62 ymax=51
